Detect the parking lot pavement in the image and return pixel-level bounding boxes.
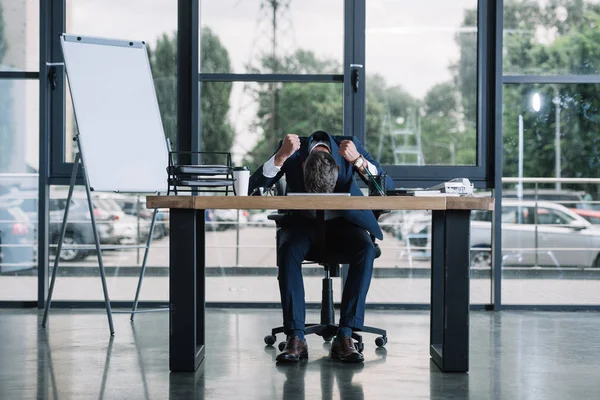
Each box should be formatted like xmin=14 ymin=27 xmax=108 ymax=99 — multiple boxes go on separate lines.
xmin=52 ymin=226 xmax=430 ymax=269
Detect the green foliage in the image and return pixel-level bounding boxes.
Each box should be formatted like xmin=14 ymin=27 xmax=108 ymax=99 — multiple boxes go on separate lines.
xmin=147 ymin=27 xmax=234 ymax=161
xmin=0 ymin=3 xmax=13 ymax=173
xmin=147 ymin=33 xmax=177 ymax=149
xmin=245 ymin=79 xmax=343 ymax=171
xmin=199 ymin=27 xmax=234 ymax=161
xmin=0 ymin=5 xmax=5 ymax=62
xmin=244 ymin=50 xmax=347 ymax=170
xmin=499 ymin=0 xmax=600 ymax=193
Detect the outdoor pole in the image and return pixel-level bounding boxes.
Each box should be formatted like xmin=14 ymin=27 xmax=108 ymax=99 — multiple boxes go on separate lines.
xmin=553 ymin=92 xmax=561 ymax=190
xmin=518 ymin=114 xmax=523 ymax=224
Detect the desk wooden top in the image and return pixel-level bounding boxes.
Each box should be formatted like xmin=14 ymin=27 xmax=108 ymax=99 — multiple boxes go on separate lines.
xmin=147 ymin=195 xmax=494 ymax=211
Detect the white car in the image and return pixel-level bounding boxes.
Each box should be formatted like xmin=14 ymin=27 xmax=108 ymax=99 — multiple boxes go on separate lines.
xmin=470 ymin=199 xmax=600 ymax=268
xmin=249 ymin=210 xmax=276 ymax=227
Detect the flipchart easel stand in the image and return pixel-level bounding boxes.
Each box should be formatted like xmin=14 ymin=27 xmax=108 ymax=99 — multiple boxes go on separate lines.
xmin=41 ymin=136 xmax=161 ymax=335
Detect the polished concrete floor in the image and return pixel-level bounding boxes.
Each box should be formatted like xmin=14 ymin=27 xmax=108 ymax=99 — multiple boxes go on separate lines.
xmin=1 ymin=309 xmax=599 ymax=399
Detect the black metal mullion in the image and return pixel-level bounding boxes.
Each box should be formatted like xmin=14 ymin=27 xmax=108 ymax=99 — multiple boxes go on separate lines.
xmin=492 ymin=0 xmax=504 ymax=310
xmin=37 ymin=0 xmax=50 ymax=309
xmin=178 ymin=0 xmax=199 ymax=159
xmin=385 ymin=165 xmax=486 ymax=189
xmin=38 ymin=0 xmax=66 ymax=308
xmin=0 ymin=72 xmax=39 ymax=79
xmin=352 ymin=0 xmax=365 ymax=143
xmin=199 ymin=73 xmax=343 ymax=83
xmin=343 ymin=0 xmax=354 ymax=137
xmin=48 ymin=0 xmax=70 ymax=179
xmin=478 ymin=0 xmax=498 ymax=189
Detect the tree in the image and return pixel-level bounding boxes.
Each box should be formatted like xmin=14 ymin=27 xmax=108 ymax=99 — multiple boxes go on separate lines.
xmin=447 ymin=0 xmax=600 ymax=195
xmin=0 ymin=5 xmax=5 ymax=60
xmin=199 ymin=27 xmax=234 ymax=161
xmin=147 ymin=33 xmax=176 ymax=148
xmin=365 ymin=75 xmax=419 ymax=165
xmin=497 ymin=0 xmax=600 ymax=194
xmin=147 ymin=27 xmax=234 ymax=164
xmin=244 ymin=50 xmax=347 ymax=170
xmin=244 ymin=49 xmax=396 ymax=171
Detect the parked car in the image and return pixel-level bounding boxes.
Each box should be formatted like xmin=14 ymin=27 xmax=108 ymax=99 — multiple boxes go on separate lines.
xmin=0 ymin=203 xmax=35 ymax=272
xmin=209 ymin=209 xmax=249 ymax=231
xmin=502 ymin=189 xmax=600 ymax=223
xmin=115 ymin=197 xmax=169 ymax=239
xmin=0 ymin=189 xmax=139 ymax=261
xmin=90 ymin=195 xmax=151 ymax=244
xmin=249 ymin=210 xmax=276 ymax=227
xmin=379 ymin=210 xmax=430 ymax=239
xmin=470 ymin=199 xmax=600 ymax=268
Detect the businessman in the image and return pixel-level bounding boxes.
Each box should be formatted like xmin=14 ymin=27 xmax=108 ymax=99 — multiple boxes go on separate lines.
xmin=249 ymin=130 xmax=393 ymax=364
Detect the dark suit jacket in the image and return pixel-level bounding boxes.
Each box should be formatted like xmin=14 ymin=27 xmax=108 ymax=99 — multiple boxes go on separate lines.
xmin=248 ymin=131 xmax=394 ymax=240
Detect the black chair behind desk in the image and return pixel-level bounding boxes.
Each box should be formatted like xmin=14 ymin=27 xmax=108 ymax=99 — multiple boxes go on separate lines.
xmin=261 ymin=180 xmax=388 ymax=353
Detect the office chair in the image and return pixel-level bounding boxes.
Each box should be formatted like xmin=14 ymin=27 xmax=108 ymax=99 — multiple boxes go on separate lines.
xmin=261 ymin=178 xmax=388 ymax=353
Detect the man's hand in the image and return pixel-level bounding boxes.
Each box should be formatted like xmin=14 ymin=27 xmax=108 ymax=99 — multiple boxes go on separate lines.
xmin=339 ymin=140 xmax=361 ymax=164
xmin=274 ymin=134 xmax=300 ymax=166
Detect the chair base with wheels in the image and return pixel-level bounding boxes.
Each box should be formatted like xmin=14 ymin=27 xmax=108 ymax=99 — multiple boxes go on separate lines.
xmin=263 ymin=261 xmax=388 ymax=352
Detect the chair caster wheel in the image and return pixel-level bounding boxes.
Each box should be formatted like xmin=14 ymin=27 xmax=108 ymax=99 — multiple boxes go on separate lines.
xmin=375 ymin=336 xmax=387 ymax=347
xmin=323 ymin=336 xmax=333 ymax=342
xmin=264 ymin=335 xmax=276 ymax=346
xmin=278 ymin=341 xmax=286 ymax=352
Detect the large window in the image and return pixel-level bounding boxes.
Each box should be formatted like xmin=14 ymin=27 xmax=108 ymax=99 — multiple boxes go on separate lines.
xmin=0 ymin=0 xmax=39 ymax=300
xmin=501 ymin=0 xmax=600 ymax=306
xmin=25 ymin=0 xmax=600 ymax=309
xmin=199 ymin=1 xmax=345 ymax=304
xmin=200 ymin=0 xmax=343 ymax=74
xmin=365 ymin=0 xmax=478 ymax=167
xmin=38 ymin=0 xmax=179 ymax=302
xmin=197 ymin=0 xmax=492 ymax=306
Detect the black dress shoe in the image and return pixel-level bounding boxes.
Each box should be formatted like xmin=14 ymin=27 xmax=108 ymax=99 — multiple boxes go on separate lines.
xmin=276 ymin=336 xmax=308 ymax=363
xmin=330 ymin=336 xmax=364 ymax=363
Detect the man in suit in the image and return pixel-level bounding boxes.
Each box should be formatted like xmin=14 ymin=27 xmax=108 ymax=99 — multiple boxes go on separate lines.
xmin=248 ymin=130 xmax=393 ymax=364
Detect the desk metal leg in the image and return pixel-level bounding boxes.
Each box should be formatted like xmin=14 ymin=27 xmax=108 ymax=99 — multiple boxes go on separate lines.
xmin=430 ymin=209 xmax=471 ymax=372
xmin=169 ymin=208 xmax=206 ymax=372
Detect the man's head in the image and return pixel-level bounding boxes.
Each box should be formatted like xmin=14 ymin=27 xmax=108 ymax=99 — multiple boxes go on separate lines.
xmin=303 ymin=150 xmax=338 ymax=193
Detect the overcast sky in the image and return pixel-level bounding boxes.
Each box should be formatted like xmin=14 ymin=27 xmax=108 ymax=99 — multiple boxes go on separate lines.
xmin=68 ymin=0 xmax=478 ymax=161
xmin=69 ymin=0 xmax=477 ymax=98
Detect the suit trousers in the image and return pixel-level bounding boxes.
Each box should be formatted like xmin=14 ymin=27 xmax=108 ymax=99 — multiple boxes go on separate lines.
xmin=276 ymin=217 xmax=376 ymax=335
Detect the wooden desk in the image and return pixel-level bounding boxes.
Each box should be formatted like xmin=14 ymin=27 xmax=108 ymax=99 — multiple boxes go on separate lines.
xmin=147 ymin=195 xmax=494 ymax=373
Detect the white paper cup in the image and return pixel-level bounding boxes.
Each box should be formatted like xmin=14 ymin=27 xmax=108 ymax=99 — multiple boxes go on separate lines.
xmin=232 ymin=167 xmax=250 ymax=196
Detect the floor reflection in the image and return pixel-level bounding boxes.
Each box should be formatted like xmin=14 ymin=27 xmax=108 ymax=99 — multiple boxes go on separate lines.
xmin=271 ymin=342 xmax=387 ymax=400
xmin=37 ymin=315 xmax=151 ymax=400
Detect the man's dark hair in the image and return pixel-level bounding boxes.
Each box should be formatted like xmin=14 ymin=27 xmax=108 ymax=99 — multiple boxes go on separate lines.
xmin=303 ymin=151 xmax=338 ymax=193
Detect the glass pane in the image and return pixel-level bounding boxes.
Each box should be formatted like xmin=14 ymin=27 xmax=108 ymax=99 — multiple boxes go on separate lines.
xmin=502 ymin=83 xmax=600 ymax=305
xmin=365 ymin=0 xmax=477 ymax=166
xmin=0 ymin=79 xmax=39 ymax=300
xmin=65 ymin=1 xmax=177 ymax=162
xmin=47 ymin=188 xmax=170 ymax=301
xmin=371 ymin=208 xmax=491 ymax=304
xmin=197 ymin=80 xmax=491 ymax=304
xmin=199 ymin=81 xmax=344 ymax=170
xmin=0 ymin=1 xmax=39 ymax=71
xmin=200 ymin=0 xmax=343 ymax=74
xmin=67 ymin=0 xmax=177 ymax=42
xmin=504 ymin=0 xmax=600 ymax=75
xmin=195 ymin=81 xmax=344 ymax=303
